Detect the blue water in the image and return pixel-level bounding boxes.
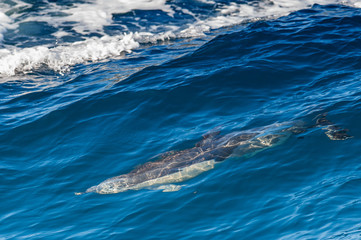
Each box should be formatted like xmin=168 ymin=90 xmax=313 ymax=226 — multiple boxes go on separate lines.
xmin=1 ymin=1 xmax=361 ymax=239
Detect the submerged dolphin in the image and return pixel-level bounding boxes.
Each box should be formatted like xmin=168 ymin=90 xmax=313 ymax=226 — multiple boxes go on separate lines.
xmin=76 ymin=115 xmax=351 ymax=195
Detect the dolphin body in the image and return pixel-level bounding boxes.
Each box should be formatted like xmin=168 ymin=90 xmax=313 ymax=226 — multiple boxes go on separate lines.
xmin=76 ymin=121 xmax=301 ymax=195
xmin=76 ymin=116 xmax=351 ymax=195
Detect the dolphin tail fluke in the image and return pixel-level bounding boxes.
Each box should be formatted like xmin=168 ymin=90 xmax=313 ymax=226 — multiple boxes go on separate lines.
xmin=314 ymin=113 xmax=353 ymax=140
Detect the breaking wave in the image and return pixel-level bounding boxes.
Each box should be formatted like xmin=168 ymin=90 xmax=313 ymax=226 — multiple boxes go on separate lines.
xmin=0 ymin=0 xmax=360 ymax=76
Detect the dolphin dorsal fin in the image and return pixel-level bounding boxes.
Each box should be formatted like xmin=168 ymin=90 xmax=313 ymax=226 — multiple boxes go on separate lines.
xmin=202 ymin=126 xmax=222 ymax=139
xmin=202 ymin=130 xmax=220 ymax=140
xmin=196 ymin=128 xmax=221 ymax=148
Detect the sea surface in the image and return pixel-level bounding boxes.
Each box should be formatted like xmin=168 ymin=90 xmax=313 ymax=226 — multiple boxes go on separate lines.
xmin=1 ymin=0 xmax=361 ymax=239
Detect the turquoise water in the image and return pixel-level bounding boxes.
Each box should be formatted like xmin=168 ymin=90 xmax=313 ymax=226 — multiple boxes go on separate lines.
xmin=1 ymin=1 xmax=361 ymax=239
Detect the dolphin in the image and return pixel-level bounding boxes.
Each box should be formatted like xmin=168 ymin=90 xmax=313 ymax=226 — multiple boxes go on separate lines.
xmin=75 ymin=115 xmax=351 ymax=195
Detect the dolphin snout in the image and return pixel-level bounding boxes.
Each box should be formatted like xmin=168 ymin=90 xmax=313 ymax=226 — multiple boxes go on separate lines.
xmin=86 ymin=185 xmax=98 ymax=193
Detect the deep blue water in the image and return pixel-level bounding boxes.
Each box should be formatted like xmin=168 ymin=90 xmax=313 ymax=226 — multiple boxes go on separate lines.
xmin=1 ymin=1 xmax=361 ymax=239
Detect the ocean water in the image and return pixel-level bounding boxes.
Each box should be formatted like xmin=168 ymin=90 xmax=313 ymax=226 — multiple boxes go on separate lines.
xmin=1 ymin=0 xmax=361 ymax=239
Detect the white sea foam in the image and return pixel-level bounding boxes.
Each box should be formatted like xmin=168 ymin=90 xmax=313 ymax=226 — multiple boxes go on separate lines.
xmin=0 ymin=0 xmax=360 ymax=76
xmin=181 ymin=0 xmax=353 ymax=34
xmin=0 ymin=31 xmax=181 ymax=76
xmin=0 ymin=33 xmax=139 ymax=75
xmin=344 ymin=0 xmax=361 ymax=8
xmin=0 ymin=0 xmax=32 ymax=42
xmin=23 ymin=0 xmax=174 ymax=35
xmin=0 ymin=11 xmax=12 ymax=42
xmin=66 ymin=0 xmax=174 ymax=34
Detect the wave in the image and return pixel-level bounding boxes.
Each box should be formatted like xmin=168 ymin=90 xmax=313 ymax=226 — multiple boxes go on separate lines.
xmin=0 ymin=0 xmax=360 ymax=76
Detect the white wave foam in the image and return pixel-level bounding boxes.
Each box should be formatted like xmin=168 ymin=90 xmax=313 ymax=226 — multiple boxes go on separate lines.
xmin=0 ymin=11 xmax=12 ymax=42
xmin=181 ymin=0 xmax=353 ymax=35
xmin=0 ymin=31 xmax=181 ymax=75
xmin=0 ymin=33 xmax=140 ymax=75
xmin=24 ymin=0 xmax=173 ymax=35
xmin=0 ymin=0 xmax=33 ymax=44
xmin=344 ymin=0 xmax=361 ymax=8
xmin=67 ymin=0 xmax=174 ymax=34
xmin=0 ymin=0 xmax=360 ymax=76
